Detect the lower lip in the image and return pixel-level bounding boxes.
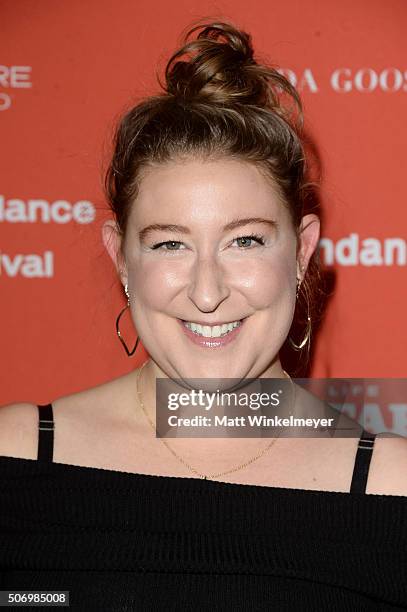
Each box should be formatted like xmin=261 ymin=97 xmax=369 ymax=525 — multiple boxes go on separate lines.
xmin=178 ymin=319 xmax=245 ymax=348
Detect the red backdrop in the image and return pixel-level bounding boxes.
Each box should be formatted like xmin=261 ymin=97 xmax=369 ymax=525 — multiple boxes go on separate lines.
xmin=1 ymin=1 xmax=406 ymax=420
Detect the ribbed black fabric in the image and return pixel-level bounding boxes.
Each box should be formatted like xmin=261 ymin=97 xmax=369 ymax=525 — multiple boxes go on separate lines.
xmin=0 ymin=406 xmax=406 ymax=611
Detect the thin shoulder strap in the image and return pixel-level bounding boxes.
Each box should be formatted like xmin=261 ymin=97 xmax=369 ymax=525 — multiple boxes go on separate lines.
xmin=350 ymin=428 xmax=377 ymax=494
xmin=37 ymin=403 xmax=54 ymax=463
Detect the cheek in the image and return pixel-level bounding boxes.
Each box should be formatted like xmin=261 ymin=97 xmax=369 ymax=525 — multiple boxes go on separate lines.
xmin=231 ymin=256 xmax=296 ymax=309
xmin=128 ymin=261 xmax=183 ymax=310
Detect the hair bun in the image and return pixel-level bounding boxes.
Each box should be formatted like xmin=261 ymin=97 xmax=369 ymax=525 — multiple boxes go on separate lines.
xmin=162 ymin=20 xmax=301 ymax=116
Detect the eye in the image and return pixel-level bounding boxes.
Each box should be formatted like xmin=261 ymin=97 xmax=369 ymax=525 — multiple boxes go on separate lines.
xmin=151 ymin=240 xmax=185 ymax=251
xmin=150 ymin=234 xmax=266 ymax=252
xmin=232 ymin=234 xmax=265 ymax=248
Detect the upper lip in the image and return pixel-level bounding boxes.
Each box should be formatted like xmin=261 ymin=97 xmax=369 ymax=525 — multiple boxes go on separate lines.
xmin=180 ymin=318 xmax=246 ymax=326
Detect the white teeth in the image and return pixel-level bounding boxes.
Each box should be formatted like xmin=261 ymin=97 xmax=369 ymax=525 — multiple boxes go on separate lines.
xmin=183 ymin=320 xmax=242 ymax=338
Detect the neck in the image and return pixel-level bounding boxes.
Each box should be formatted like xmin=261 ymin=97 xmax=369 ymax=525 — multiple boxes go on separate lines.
xmin=135 ymin=357 xmax=294 ymax=441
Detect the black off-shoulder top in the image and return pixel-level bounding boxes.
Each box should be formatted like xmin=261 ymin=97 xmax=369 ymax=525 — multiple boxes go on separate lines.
xmin=0 ymin=403 xmax=406 ymax=611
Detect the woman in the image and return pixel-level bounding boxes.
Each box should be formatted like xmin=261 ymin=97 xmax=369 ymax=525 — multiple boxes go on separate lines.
xmin=1 ymin=20 xmax=407 ymax=611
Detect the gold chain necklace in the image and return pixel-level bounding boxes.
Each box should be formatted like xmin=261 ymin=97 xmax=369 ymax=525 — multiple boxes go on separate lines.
xmin=135 ymin=360 xmax=296 ymax=481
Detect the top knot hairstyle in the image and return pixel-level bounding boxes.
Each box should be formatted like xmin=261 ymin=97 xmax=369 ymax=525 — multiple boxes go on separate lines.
xmin=105 ymin=19 xmax=323 ymax=370
xmin=163 ymin=22 xmax=301 ymax=113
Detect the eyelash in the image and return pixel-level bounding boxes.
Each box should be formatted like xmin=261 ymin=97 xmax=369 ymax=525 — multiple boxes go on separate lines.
xmin=151 ymin=234 xmax=266 ymax=252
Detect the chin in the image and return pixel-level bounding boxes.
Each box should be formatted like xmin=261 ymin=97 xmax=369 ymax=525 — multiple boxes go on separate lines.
xmin=175 ymin=361 xmax=247 ymax=387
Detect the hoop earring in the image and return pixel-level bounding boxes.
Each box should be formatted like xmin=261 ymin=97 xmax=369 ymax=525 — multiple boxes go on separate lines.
xmin=288 ymin=278 xmax=311 ymax=351
xmin=115 ymin=283 xmax=140 ymax=357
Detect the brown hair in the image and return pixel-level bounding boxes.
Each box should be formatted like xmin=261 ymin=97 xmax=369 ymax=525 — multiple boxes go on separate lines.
xmin=105 ymin=19 xmax=323 ymax=370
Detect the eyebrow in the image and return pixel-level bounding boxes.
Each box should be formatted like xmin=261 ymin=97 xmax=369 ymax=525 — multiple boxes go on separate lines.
xmin=138 ymin=217 xmax=278 ymax=242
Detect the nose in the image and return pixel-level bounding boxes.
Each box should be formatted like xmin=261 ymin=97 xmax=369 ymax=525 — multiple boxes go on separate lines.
xmin=187 ymin=255 xmax=230 ymax=313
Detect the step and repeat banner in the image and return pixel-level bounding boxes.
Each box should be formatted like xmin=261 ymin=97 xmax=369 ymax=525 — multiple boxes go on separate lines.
xmin=1 ymin=0 xmax=406 ymax=433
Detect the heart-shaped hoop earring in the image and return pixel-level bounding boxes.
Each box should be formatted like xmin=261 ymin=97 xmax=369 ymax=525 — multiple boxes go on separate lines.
xmin=288 ymin=276 xmax=311 ymax=351
xmin=115 ymin=283 xmax=140 ymax=357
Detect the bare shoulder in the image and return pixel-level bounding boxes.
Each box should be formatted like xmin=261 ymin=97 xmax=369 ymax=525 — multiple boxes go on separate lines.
xmin=368 ymin=431 xmax=407 ymax=496
xmin=0 ymin=367 xmax=142 ymax=462
xmin=51 ymin=368 xmax=140 ymax=425
xmin=0 ymin=402 xmax=39 ymax=459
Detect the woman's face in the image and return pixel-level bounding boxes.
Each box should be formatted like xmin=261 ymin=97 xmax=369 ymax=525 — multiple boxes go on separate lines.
xmin=103 ymin=157 xmax=320 ymax=381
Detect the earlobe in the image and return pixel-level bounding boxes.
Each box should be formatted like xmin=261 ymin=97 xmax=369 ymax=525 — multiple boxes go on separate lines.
xmin=102 ymin=220 xmax=127 ymax=285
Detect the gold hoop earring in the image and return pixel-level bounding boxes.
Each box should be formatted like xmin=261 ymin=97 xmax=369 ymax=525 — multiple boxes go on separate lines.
xmin=115 ymin=283 xmax=140 ymax=357
xmin=288 ymin=278 xmax=311 ymax=351
xmin=288 ymin=315 xmax=311 ymax=351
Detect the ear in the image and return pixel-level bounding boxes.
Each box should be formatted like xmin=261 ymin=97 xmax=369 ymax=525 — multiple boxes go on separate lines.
xmin=296 ymin=214 xmax=320 ymax=280
xmin=102 ymin=219 xmax=128 ymax=286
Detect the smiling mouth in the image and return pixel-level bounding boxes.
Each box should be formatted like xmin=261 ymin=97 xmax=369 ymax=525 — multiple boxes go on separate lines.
xmin=180 ymin=318 xmax=245 ymax=338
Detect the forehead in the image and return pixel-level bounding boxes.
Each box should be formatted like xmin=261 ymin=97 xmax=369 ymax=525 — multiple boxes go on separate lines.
xmin=129 ymin=157 xmax=286 ymax=225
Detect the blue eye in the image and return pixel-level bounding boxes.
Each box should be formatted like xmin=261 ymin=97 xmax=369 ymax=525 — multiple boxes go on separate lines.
xmin=151 ymin=240 xmax=184 ymax=251
xmin=150 ymin=234 xmax=266 ymax=252
xmin=233 ymin=234 xmax=265 ymax=248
